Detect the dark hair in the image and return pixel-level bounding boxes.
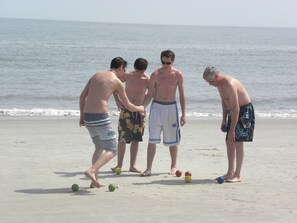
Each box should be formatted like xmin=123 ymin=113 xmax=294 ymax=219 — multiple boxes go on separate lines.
xmin=160 ymin=50 xmax=175 ymax=61
xmin=134 ymin=58 xmax=148 ymax=71
xmin=110 ymin=57 xmax=127 ymax=69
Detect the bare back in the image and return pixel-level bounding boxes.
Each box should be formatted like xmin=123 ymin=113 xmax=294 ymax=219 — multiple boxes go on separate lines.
xmin=84 ymin=71 xmax=121 ymax=113
xmin=218 ymin=75 xmax=251 ymax=111
xmin=152 ymin=67 xmax=182 ymax=102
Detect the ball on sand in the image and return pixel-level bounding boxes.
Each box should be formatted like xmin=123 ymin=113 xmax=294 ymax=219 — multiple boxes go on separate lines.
xmin=217 ymin=176 xmax=224 ymax=184
xmin=185 ymin=175 xmax=192 ymax=183
xmin=71 ymin=184 xmax=79 ymax=192
xmin=185 ymin=171 xmax=192 ymax=177
xmin=115 ymin=167 xmax=122 ymax=175
xmin=108 ymin=184 xmax=116 ymax=192
xmin=175 ymin=170 xmax=182 ymax=177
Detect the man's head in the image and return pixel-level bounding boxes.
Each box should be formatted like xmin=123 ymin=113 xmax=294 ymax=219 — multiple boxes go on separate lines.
xmin=110 ymin=57 xmax=127 ymax=71
xmin=134 ymin=58 xmax=148 ymax=71
xmin=160 ymin=50 xmax=175 ymax=67
xmin=203 ymin=66 xmax=219 ymax=86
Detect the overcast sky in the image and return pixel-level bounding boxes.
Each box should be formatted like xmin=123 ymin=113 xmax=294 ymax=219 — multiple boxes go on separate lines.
xmin=0 ymin=0 xmax=296 ymax=28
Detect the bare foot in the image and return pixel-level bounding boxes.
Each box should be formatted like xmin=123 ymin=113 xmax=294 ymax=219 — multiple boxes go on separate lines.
xmin=140 ymin=170 xmax=151 ymax=177
xmin=169 ymin=167 xmax=177 ymax=175
xmin=226 ymin=177 xmax=241 ymax=183
xmin=84 ymin=169 xmax=100 ymax=188
xmin=129 ymin=167 xmax=141 ymax=173
xmin=90 ymin=182 xmax=105 ymax=188
xmin=216 ymin=173 xmax=233 ymax=181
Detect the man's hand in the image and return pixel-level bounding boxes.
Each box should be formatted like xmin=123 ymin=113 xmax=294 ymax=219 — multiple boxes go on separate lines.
xmin=138 ymin=105 xmax=146 ymax=116
xmin=227 ymin=130 xmax=235 ymax=142
xmin=79 ymin=117 xmax=85 ymax=127
xmin=180 ymin=116 xmax=186 ymax=127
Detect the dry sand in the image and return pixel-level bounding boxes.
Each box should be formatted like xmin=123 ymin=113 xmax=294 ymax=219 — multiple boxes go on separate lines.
xmin=0 ymin=117 xmax=296 ymax=223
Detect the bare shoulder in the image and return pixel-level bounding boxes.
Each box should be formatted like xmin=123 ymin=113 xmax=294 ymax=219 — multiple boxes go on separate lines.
xmin=152 ymin=68 xmax=161 ymax=76
xmin=229 ymin=76 xmax=242 ymax=87
xmin=173 ymin=67 xmax=183 ymax=76
xmin=150 ymin=69 xmax=161 ymax=79
xmin=223 ymin=76 xmax=239 ymax=93
xmin=143 ymin=72 xmax=150 ymax=79
xmin=118 ymin=72 xmax=129 ymax=82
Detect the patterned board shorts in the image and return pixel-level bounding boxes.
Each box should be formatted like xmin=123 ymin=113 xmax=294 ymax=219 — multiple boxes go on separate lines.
xmin=226 ymin=103 xmax=255 ymax=142
xmin=118 ymin=107 xmax=145 ymax=143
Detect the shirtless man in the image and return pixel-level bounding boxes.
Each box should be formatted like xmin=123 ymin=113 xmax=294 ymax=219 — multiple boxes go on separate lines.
xmin=140 ymin=50 xmax=186 ymax=177
xmin=112 ymin=58 xmax=150 ymax=173
xmin=203 ymin=66 xmax=255 ymax=183
xmin=79 ymin=57 xmax=145 ymax=188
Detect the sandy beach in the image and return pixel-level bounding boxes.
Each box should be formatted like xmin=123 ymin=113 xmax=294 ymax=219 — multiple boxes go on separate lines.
xmin=0 ymin=117 xmax=296 ymax=223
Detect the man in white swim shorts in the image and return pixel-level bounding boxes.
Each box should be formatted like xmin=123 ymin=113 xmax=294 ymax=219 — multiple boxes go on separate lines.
xmin=140 ymin=50 xmax=186 ymax=177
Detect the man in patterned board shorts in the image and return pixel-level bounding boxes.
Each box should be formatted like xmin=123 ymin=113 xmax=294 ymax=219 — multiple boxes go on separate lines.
xmin=203 ymin=66 xmax=255 ymax=183
xmin=79 ymin=57 xmax=144 ymax=188
xmin=112 ymin=58 xmax=150 ymax=173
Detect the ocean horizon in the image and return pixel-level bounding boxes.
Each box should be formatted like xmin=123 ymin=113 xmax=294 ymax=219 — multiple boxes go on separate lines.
xmin=1 ymin=18 xmax=297 ymax=119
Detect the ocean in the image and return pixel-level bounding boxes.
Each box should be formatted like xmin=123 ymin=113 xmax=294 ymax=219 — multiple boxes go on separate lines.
xmin=1 ymin=18 xmax=297 ymax=119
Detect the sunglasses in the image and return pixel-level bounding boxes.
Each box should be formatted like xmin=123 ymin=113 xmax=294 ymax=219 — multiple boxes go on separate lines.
xmin=161 ymin=61 xmax=172 ymax=65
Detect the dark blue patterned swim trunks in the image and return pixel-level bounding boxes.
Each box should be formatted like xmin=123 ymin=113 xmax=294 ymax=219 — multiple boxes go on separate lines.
xmin=226 ymin=103 xmax=255 ymax=142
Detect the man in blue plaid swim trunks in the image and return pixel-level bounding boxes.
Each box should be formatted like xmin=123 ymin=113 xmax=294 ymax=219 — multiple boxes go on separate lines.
xmin=79 ymin=57 xmax=145 ymax=188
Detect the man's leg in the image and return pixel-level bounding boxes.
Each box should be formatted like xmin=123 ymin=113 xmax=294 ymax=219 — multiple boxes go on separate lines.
xmin=225 ymin=140 xmax=236 ymax=180
xmin=92 ymin=148 xmax=103 ymax=165
xmin=129 ymin=141 xmax=141 ymax=173
xmin=112 ymin=141 xmax=126 ymax=171
xmin=140 ymin=143 xmax=156 ymax=176
xmin=85 ymin=150 xmax=117 ymax=188
xmin=227 ymin=142 xmax=244 ymax=182
xmin=169 ymin=145 xmax=178 ymax=175
xmin=90 ymin=147 xmax=103 ymax=187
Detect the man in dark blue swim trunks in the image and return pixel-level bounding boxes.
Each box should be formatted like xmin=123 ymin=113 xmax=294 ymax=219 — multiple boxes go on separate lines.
xmin=203 ymin=66 xmax=255 ymax=183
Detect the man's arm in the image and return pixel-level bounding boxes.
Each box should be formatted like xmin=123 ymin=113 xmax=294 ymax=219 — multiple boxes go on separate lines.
xmin=113 ymin=92 xmax=122 ymax=111
xmin=143 ymin=73 xmax=156 ymax=108
xmin=113 ymin=73 xmax=127 ymax=110
xmin=221 ymin=100 xmax=228 ymax=124
xmin=79 ymin=78 xmax=91 ymax=126
xmin=226 ymin=85 xmax=240 ymax=141
xmin=178 ymin=74 xmax=186 ymax=126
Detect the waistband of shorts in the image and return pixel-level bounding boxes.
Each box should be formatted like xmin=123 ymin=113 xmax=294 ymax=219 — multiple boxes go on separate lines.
xmin=240 ymin=102 xmax=252 ymax=109
xmin=84 ymin=113 xmax=111 ymax=126
xmin=84 ymin=112 xmax=109 ymax=119
xmin=227 ymin=102 xmax=253 ymax=116
xmin=153 ymin=100 xmax=176 ymax=105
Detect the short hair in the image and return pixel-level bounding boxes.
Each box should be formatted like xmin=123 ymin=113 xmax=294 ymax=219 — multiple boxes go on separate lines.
xmin=203 ymin=66 xmax=219 ymax=79
xmin=110 ymin=57 xmax=127 ymax=69
xmin=134 ymin=58 xmax=148 ymax=71
xmin=160 ymin=50 xmax=175 ymax=61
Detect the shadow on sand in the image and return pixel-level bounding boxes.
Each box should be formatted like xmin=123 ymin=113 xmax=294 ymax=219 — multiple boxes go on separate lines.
xmin=133 ymin=178 xmax=215 ymax=186
xmin=15 ymin=187 xmax=95 ymax=195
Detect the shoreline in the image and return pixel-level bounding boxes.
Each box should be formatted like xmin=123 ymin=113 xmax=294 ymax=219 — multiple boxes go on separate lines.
xmin=1 ymin=115 xmax=297 ymax=121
